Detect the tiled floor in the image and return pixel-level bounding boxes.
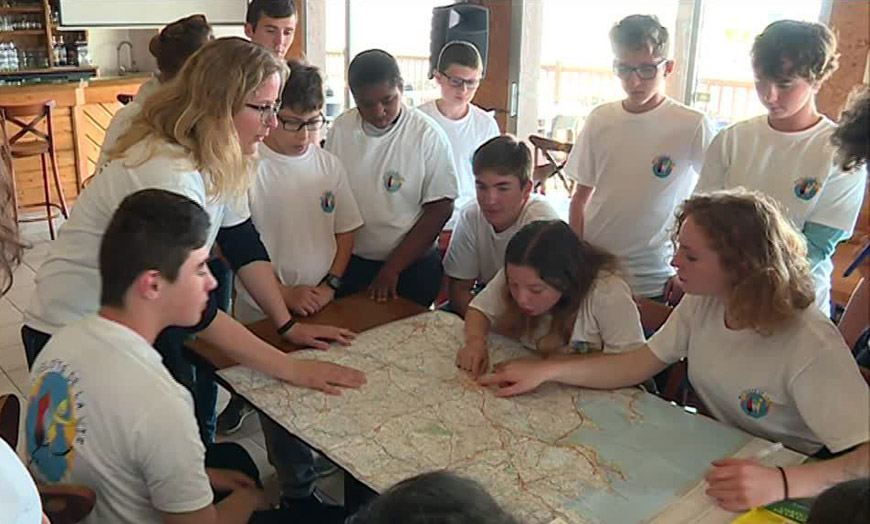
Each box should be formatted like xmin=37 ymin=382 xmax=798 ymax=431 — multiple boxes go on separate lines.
xmin=1 ymin=220 xmax=344 ymax=505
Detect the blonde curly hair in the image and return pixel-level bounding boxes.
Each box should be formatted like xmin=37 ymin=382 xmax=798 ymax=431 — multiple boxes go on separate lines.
xmin=108 ymin=37 xmax=289 ymax=201
xmin=674 ymin=189 xmax=816 ymax=334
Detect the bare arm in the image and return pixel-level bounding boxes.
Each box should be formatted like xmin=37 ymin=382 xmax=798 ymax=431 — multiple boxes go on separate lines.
xmin=706 ymin=442 xmax=870 ymax=511
xmin=384 ymin=199 xmax=453 ymax=274
xmin=328 ymin=231 xmax=355 ymax=277
xmin=236 ymin=261 xmax=292 ymax=328
xmin=456 ymin=307 xmax=492 ymax=377
xmin=161 ymin=487 xmax=263 ymax=524
xmin=447 ymin=277 xmax=476 ymax=318
xmin=568 ymin=184 xmax=594 ymax=239
xmin=479 ymin=344 xmax=669 ymax=396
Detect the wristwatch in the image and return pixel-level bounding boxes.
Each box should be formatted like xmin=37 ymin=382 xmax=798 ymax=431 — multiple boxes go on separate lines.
xmin=321 ymin=273 xmax=342 ymax=292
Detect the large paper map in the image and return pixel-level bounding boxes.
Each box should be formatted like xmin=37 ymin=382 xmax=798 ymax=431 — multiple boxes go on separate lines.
xmin=219 ymin=311 xmax=804 ymax=524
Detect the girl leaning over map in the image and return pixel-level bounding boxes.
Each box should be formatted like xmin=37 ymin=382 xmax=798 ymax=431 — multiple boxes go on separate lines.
xmin=456 ymin=219 xmax=645 ymax=377
xmin=477 ymin=189 xmax=870 ymax=513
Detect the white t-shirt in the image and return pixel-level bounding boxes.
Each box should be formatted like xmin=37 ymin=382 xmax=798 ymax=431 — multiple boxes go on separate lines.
xmin=443 ymin=194 xmax=560 ymax=283
xmin=565 ymin=98 xmax=714 ymax=298
xmin=0 ymin=440 xmax=42 ymax=524
xmin=325 ymin=105 xmax=459 ymax=261
xmin=469 ymin=269 xmax=645 ymax=353
xmin=417 ymin=100 xmax=500 ymax=230
xmin=25 ymin=139 xmax=249 ymax=334
xmin=25 ymin=315 xmax=213 ymax=524
xmin=97 ymin=78 xmax=161 ymax=169
xmin=696 ymin=115 xmax=867 ymax=315
xmin=647 ymin=294 xmax=870 ymax=455
xmin=236 ymin=143 xmax=364 ymax=320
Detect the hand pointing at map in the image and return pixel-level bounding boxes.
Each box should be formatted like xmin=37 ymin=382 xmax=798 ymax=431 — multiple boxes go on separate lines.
xmin=477 ymin=358 xmax=551 ymax=397
xmin=283 ymin=359 xmax=367 ymax=395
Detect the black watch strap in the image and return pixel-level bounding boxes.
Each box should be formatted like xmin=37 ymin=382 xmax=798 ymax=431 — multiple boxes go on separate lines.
xmin=277 ymin=318 xmax=297 ymax=336
xmin=322 ymin=273 xmax=342 ymax=291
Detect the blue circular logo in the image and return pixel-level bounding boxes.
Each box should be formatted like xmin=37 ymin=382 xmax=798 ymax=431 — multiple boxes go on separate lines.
xmin=739 ymin=390 xmax=771 ymax=419
xmin=652 ymin=155 xmax=674 ymax=178
xmin=384 ymin=170 xmax=404 ymax=193
xmin=320 ymin=190 xmax=336 ymax=213
xmin=793 ymin=177 xmax=821 ymax=201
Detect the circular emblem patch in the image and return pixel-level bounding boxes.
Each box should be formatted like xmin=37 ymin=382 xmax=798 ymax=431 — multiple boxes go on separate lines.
xmin=652 ymin=155 xmax=674 ymax=178
xmin=320 ymin=190 xmax=336 ymax=213
xmin=384 ymin=170 xmax=404 ymax=193
xmin=739 ymin=390 xmax=771 ymax=419
xmin=793 ymin=177 xmax=821 ymax=200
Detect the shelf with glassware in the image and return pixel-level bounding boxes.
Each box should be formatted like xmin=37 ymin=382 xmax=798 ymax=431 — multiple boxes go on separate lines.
xmin=0 ymin=0 xmax=95 ymax=81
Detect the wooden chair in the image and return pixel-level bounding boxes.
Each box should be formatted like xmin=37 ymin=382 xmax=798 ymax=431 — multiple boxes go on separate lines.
xmin=0 ymin=393 xmax=96 ymax=524
xmin=528 ymin=135 xmax=573 ymax=195
xmin=0 ymin=100 xmax=70 ymax=239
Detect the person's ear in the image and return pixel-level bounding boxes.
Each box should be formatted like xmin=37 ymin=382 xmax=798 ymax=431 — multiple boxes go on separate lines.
xmin=135 ymin=270 xmax=163 ymax=301
xmin=243 ymin=23 xmax=255 ymax=39
xmin=664 ymin=60 xmax=675 ymax=76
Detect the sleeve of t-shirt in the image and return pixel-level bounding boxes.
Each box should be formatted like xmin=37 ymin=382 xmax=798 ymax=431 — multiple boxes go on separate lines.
xmin=468 ymin=268 xmax=508 ymax=322
xmin=332 ymin=158 xmax=364 ymax=234
xmin=789 ymin=333 xmax=870 ymax=453
xmin=485 ymin=112 xmax=500 ymax=140
xmin=691 ymin=115 xmax=717 ymax=174
xmin=806 ymin=164 xmax=868 ymax=234
xmin=564 ymin=111 xmax=598 ymax=188
xmin=133 ymin=400 xmax=214 ymax=514
xmin=420 ymin=125 xmax=460 ymax=204
xmin=646 ymin=295 xmax=698 ymax=364
xmin=443 ymin=204 xmax=480 ymax=280
xmin=220 ymin=193 xmax=251 ymax=228
xmin=590 ymin=275 xmax=646 ymax=353
xmin=695 ymin=128 xmax=731 ymax=194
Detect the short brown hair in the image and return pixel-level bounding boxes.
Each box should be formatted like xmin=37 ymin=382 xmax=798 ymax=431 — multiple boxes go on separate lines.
xmin=149 ymin=14 xmax=213 ymax=79
xmin=610 ymin=14 xmax=669 ymax=58
xmin=674 ymin=190 xmax=815 ymax=335
xmin=751 ymin=20 xmax=839 ymax=84
xmin=472 ymin=135 xmax=531 ymax=187
xmin=282 ymin=59 xmax=324 ymax=113
xmin=437 ymin=41 xmax=482 ymax=72
xmin=832 ymin=85 xmax=870 ymax=172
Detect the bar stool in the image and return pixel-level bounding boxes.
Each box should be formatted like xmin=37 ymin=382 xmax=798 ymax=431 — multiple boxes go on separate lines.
xmin=0 ymin=100 xmax=70 ymax=240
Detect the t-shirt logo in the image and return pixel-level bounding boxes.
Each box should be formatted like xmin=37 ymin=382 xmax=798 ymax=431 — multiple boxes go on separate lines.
xmin=320 ymin=190 xmax=336 ymax=214
xmin=793 ymin=177 xmax=821 ymax=201
xmin=739 ymin=389 xmax=771 ymax=419
xmin=26 ymin=365 xmax=85 ymax=483
xmin=652 ymin=155 xmax=674 ymax=178
xmin=384 ymin=170 xmax=404 ymax=193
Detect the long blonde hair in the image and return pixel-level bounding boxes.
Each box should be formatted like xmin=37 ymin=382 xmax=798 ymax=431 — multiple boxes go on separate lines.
xmin=108 ymin=37 xmax=289 ymax=200
xmin=0 ymin=161 xmax=24 ymax=295
xmin=675 ymin=190 xmax=815 ymax=335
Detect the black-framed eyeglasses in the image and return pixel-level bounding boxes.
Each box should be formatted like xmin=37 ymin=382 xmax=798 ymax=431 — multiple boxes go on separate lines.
xmin=439 ymin=71 xmax=481 ymax=89
xmin=277 ymin=112 xmax=326 ymax=132
xmin=612 ymin=59 xmax=669 ymax=80
xmin=244 ymin=101 xmax=281 ymax=126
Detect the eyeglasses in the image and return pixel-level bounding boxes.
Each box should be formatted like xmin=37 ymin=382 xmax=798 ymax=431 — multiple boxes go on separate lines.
xmin=439 ymin=71 xmax=481 ymax=89
xmin=613 ymin=59 xmax=669 ymax=80
xmin=277 ymin=112 xmax=326 ymax=133
xmin=244 ymin=101 xmax=281 ymax=126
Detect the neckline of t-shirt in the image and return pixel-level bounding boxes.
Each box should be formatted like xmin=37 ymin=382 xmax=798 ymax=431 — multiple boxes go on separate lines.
xmin=430 ymin=100 xmax=473 ymax=125
xmin=359 ymin=106 xmax=407 ymax=138
xmin=91 ymin=314 xmax=163 ymax=365
xmin=259 ymin=142 xmax=314 ymax=164
xmin=618 ymin=97 xmax=673 ymax=118
xmin=761 ymin=115 xmax=832 ymax=138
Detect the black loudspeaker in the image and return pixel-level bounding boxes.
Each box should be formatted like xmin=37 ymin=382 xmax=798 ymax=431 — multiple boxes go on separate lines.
xmin=429 ymin=3 xmax=490 ymax=78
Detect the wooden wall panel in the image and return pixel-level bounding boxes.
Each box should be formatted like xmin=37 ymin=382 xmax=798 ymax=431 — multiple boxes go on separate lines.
xmin=79 ymin=101 xmax=123 ymax=177
xmin=817 ymin=0 xmax=870 ymax=120
xmin=472 ymin=0 xmax=512 ymax=132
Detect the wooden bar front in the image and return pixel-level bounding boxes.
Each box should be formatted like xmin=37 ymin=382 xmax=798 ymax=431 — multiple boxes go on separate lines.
xmin=0 ymin=74 xmax=149 ymax=208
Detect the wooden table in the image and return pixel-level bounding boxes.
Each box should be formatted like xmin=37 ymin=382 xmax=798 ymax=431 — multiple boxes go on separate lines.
xmin=187 ymin=293 xmax=427 ymax=370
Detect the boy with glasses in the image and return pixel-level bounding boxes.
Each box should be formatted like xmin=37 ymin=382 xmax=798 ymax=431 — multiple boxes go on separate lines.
xmin=566 ymin=14 xmax=714 ymax=304
xmin=419 ymin=41 xmax=500 ymax=230
xmin=236 ymin=60 xmax=363 ymax=522
xmin=236 ymin=60 xmax=363 ymax=323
